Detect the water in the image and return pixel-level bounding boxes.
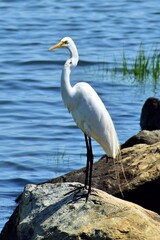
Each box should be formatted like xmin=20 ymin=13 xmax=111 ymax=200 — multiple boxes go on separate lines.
xmin=0 ymin=0 xmax=160 ymax=231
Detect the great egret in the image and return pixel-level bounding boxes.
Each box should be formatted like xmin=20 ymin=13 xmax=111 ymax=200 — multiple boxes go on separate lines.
xmin=49 ymin=37 xmax=120 ymax=196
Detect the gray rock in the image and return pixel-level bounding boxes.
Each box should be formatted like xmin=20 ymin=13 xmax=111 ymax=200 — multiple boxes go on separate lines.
xmin=1 ymin=182 xmax=160 ymax=240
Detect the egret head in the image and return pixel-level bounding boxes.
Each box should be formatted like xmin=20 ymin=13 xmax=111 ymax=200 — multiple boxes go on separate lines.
xmin=49 ymin=37 xmax=74 ymax=51
xmin=49 ymin=36 xmax=79 ymax=66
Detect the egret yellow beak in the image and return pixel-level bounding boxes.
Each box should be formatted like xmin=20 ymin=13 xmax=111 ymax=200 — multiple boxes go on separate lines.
xmin=49 ymin=41 xmax=64 ymax=51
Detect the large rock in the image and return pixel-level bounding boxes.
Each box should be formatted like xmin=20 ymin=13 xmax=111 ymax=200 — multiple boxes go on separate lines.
xmin=1 ymin=183 xmax=160 ymax=240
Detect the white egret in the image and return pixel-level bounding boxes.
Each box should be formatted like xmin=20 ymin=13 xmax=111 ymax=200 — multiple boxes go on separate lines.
xmin=49 ymin=37 xmax=120 ymax=196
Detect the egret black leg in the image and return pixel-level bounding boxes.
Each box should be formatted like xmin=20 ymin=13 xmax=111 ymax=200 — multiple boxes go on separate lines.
xmin=84 ymin=134 xmax=94 ymax=197
xmin=64 ymin=134 xmax=93 ymax=202
xmin=88 ymin=136 xmax=93 ymax=194
xmin=84 ymin=134 xmax=90 ymax=188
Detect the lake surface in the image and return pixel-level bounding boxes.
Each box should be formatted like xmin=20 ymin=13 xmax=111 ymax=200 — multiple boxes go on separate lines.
xmin=0 ymin=0 xmax=160 ymax=230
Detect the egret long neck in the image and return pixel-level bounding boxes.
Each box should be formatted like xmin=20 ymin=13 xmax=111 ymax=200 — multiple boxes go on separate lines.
xmin=61 ymin=41 xmax=79 ymax=111
xmin=68 ymin=43 xmax=79 ymax=62
xmin=61 ymin=64 xmax=74 ymax=111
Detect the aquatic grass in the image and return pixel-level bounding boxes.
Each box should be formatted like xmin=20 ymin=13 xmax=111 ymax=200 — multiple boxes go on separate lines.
xmin=118 ymin=44 xmax=160 ymax=86
xmin=121 ymin=44 xmax=150 ymax=82
xmin=133 ymin=45 xmax=150 ymax=81
xmin=151 ymin=49 xmax=160 ymax=81
xmin=122 ymin=49 xmax=128 ymax=76
xmin=113 ymin=54 xmax=118 ymax=75
xmin=87 ymin=44 xmax=160 ymax=90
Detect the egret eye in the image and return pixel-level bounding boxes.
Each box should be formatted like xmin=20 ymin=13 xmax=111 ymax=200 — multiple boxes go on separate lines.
xmin=64 ymin=40 xmax=68 ymax=44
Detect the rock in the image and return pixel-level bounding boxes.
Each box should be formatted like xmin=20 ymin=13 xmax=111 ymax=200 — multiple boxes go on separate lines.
xmin=1 ymin=182 xmax=160 ymax=240
xmin=140 ymin=97 xmax=160 ymax=130
xmin=121 ymin=130 xmax=160 ymax=148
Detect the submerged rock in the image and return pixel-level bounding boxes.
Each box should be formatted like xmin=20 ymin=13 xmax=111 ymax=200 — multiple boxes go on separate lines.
xmin=1 ymin=182 xmax=160 ymax=240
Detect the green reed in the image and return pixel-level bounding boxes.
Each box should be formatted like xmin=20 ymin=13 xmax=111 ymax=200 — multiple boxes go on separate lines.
xmin=121 ymin=44 xmax=160 ymax=83
xmin=87 ymin=44 xmax=160 ymax=91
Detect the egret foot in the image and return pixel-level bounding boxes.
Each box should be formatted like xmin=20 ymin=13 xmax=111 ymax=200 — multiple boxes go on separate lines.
xmin=64 ymin=185 xmax=90 ymax=202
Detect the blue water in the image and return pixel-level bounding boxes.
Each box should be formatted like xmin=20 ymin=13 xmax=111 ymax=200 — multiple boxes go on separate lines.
xmin=0 ymin=0 xmax=160 ymax=230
